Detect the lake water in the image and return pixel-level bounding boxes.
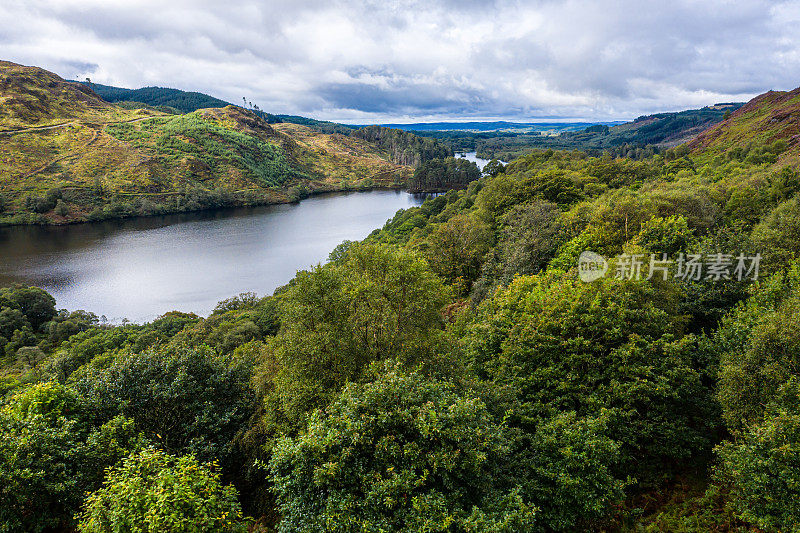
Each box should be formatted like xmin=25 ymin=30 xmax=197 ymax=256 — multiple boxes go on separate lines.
xmin=0 ymin=190 xmax=426 ymax=322
xmin=457 ymin=151 xmax=505 ymax=170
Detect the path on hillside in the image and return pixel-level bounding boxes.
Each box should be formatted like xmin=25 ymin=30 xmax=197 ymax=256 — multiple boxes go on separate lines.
xmin=0 ymin=116 xmax=154 ymax=136
xmin=7 ymin=116 xmax=156 ymax=181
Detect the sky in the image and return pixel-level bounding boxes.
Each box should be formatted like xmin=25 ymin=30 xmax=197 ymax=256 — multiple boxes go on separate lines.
xmin=2 ymin=0 xmax=800 ymax=124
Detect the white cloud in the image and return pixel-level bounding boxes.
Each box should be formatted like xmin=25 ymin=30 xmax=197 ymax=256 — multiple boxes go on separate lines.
xmin=2 ymin=0 xmax=799 ymax=122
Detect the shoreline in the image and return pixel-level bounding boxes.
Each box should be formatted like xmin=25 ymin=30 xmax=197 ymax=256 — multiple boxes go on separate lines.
xmin=0 ymin=183 xmax=425 ymax=228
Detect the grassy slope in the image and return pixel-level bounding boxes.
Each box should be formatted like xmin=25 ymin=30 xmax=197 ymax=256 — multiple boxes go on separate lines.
xmin=0 ymin=61 xmax=411 ymax=224
xmin=688 ymin=87 xmax=800 ymax=163
xmin=0 ymin=61 xmax=143 ymax=130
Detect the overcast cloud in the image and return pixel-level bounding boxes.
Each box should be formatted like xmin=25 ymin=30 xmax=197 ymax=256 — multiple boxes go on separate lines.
xmin=2 ymin=0 xmax=799 ymax=123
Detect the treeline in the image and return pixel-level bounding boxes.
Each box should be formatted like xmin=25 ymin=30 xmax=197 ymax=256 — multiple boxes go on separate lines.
xmin=352 ymin=125 xmax=453 ymax=166
xmin=407 ymin=157 xmax=481 ymax=192
xmin=86 ymin=83 xmax=232 ymax=114
xmin=6 ymin=184 xmax=277 ymax=226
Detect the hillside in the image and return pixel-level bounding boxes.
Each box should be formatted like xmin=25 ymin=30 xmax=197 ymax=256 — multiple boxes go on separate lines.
xmin=471 ymin=104 xmax=743 ymax=161
xmin=0 ymin=61 xmax=412 ymax=225
xmin=0 ymin=61 xmax=146 ymax=130
xmin=688 ymin=87 xmax=800 ymax=164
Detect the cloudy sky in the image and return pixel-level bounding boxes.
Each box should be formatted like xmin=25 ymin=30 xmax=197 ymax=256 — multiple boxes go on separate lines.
xmin=2 ymin=0 xmax=800 ymax=123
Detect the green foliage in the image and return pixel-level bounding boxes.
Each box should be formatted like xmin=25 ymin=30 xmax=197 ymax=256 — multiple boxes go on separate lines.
xmin=515 ymin=411 xmax=626 ymax=531
xmin=0 ymin=285 xmax=56 ymax=330
xmin=751 ymin=196 xmax=800 ymax=274
xmin=0 ymin=382 xmax=144 ymax=532
xmin=466 ymin=273 xmax=714 ymax=476
xmin=716 ymin=273 xmax=800 ymax=431
xmin=108 ymin=113 xmax=293 ymax=188
xmin=424 ymin=214 xmax=492 ymax=295
xmin=270 ymin=367 xmax=538 ymax=532
xmin=353 ymin=125 xmax=452 ymax=166
xmin=475 ymin=200 xmax=566 ymax=298
xmin=634 ymin=215 xmax=697 ymax=255
xmin=716 ymin=380 xmax=800 ymax=532
xmin=72 ymin=346 xmax=256 ymax=465
xmin=85 ymin=82 xmax=234 ymax=113
xmin=78 ymin=448 xmax=246 ymax=533
xmin=408 ymin=157 xmax=481 ymax=192
xmin=264 ymin=243 xmax=450 ymax=433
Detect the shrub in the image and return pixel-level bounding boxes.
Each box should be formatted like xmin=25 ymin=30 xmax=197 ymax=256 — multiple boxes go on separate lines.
xmin=78 ymin=449 xmax=246 ymax=533
xmin=0 ymin=383 xmax=143 ymax=531
xmin=716 ymin=381 xmax=800 ymax=531
xmin=270 ymin=367 xmax=537 ymax=532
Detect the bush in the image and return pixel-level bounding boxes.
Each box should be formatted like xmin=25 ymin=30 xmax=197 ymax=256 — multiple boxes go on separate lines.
xmin=270 ymin=367 xmax=537 ymax=532
xmin=72 ymin=346 xmax=256 ymax=465
xmin=751 ymin=196 xmax=800 ymax=274
xmin=466 ymin=272 xmax=714 ymax=477
xmin=78 ymin=449 xmax=246 ymax=533
xmin=716 ymin=381 xmax=800 ymax=531
xmin=717 ymin=277 xmax=800 ymax=430
xmin=0 ymin=383 xmax=144 ymax=531
xmin=264 ymin=243 xmax=450 ymax=432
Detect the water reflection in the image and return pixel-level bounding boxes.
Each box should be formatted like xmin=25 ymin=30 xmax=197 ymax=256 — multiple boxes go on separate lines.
xmin=0 ymin=190 xmax=425 ymax=322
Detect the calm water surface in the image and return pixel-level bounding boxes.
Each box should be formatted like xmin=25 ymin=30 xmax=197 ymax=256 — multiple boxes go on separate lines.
xmin=0 ymin=190 xmax=425 ymax=322
xmin=457 ymin=151 xmax=507 ymax=170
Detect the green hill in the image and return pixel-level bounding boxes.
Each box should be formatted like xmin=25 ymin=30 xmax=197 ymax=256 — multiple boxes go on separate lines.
xmin=0 ymin=61 xmax=413 ymax=224
xmin=688 ymin=87 xmax=800 ymax=163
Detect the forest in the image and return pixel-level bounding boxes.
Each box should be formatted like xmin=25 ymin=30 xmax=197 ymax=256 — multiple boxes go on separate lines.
xmin=3 ymin=80 xmax=800 ymax=531
xmin=409 ymin=105 xmax=742 ymax=162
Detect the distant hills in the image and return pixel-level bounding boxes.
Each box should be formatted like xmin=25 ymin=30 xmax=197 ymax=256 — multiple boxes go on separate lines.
xmin=379 ymin=121 xmax=620 ymax=133
xmin=77 ymin=79 xmax=741 ymax=158
xmin=453 ymin=104 xmax=743 ymax=160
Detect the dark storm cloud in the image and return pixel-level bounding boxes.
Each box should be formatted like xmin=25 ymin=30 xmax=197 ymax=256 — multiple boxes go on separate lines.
xmin=2 ymin=0 xmax=799 ymax=122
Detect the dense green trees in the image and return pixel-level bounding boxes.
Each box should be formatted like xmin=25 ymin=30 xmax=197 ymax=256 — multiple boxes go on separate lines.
xmin=270 ymin=367 xmax=537 ymax=532
xmin=262 ymin=243 xmax=450 ymax=435
xmin=85 ymin=83 xmax=234 ymax=113
xmin=0 ymin=383 xmax=145 ymax=531
xmin=72 ymin=346 xmax=256 ymax=466
xmin=466 ymin=273 xmax=714 ymax=477
xmin=77 ymin=449 xmax=246 ymax=533
xmin=716 ymin=383 xmax=800 ymax=532
xmin=424 ymin=214 xmax=491 ymax=295
xmin=408 ymin=157 xmax=481 ymax=192
xmin=353 ymin=126 xmax=452 ymax=166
